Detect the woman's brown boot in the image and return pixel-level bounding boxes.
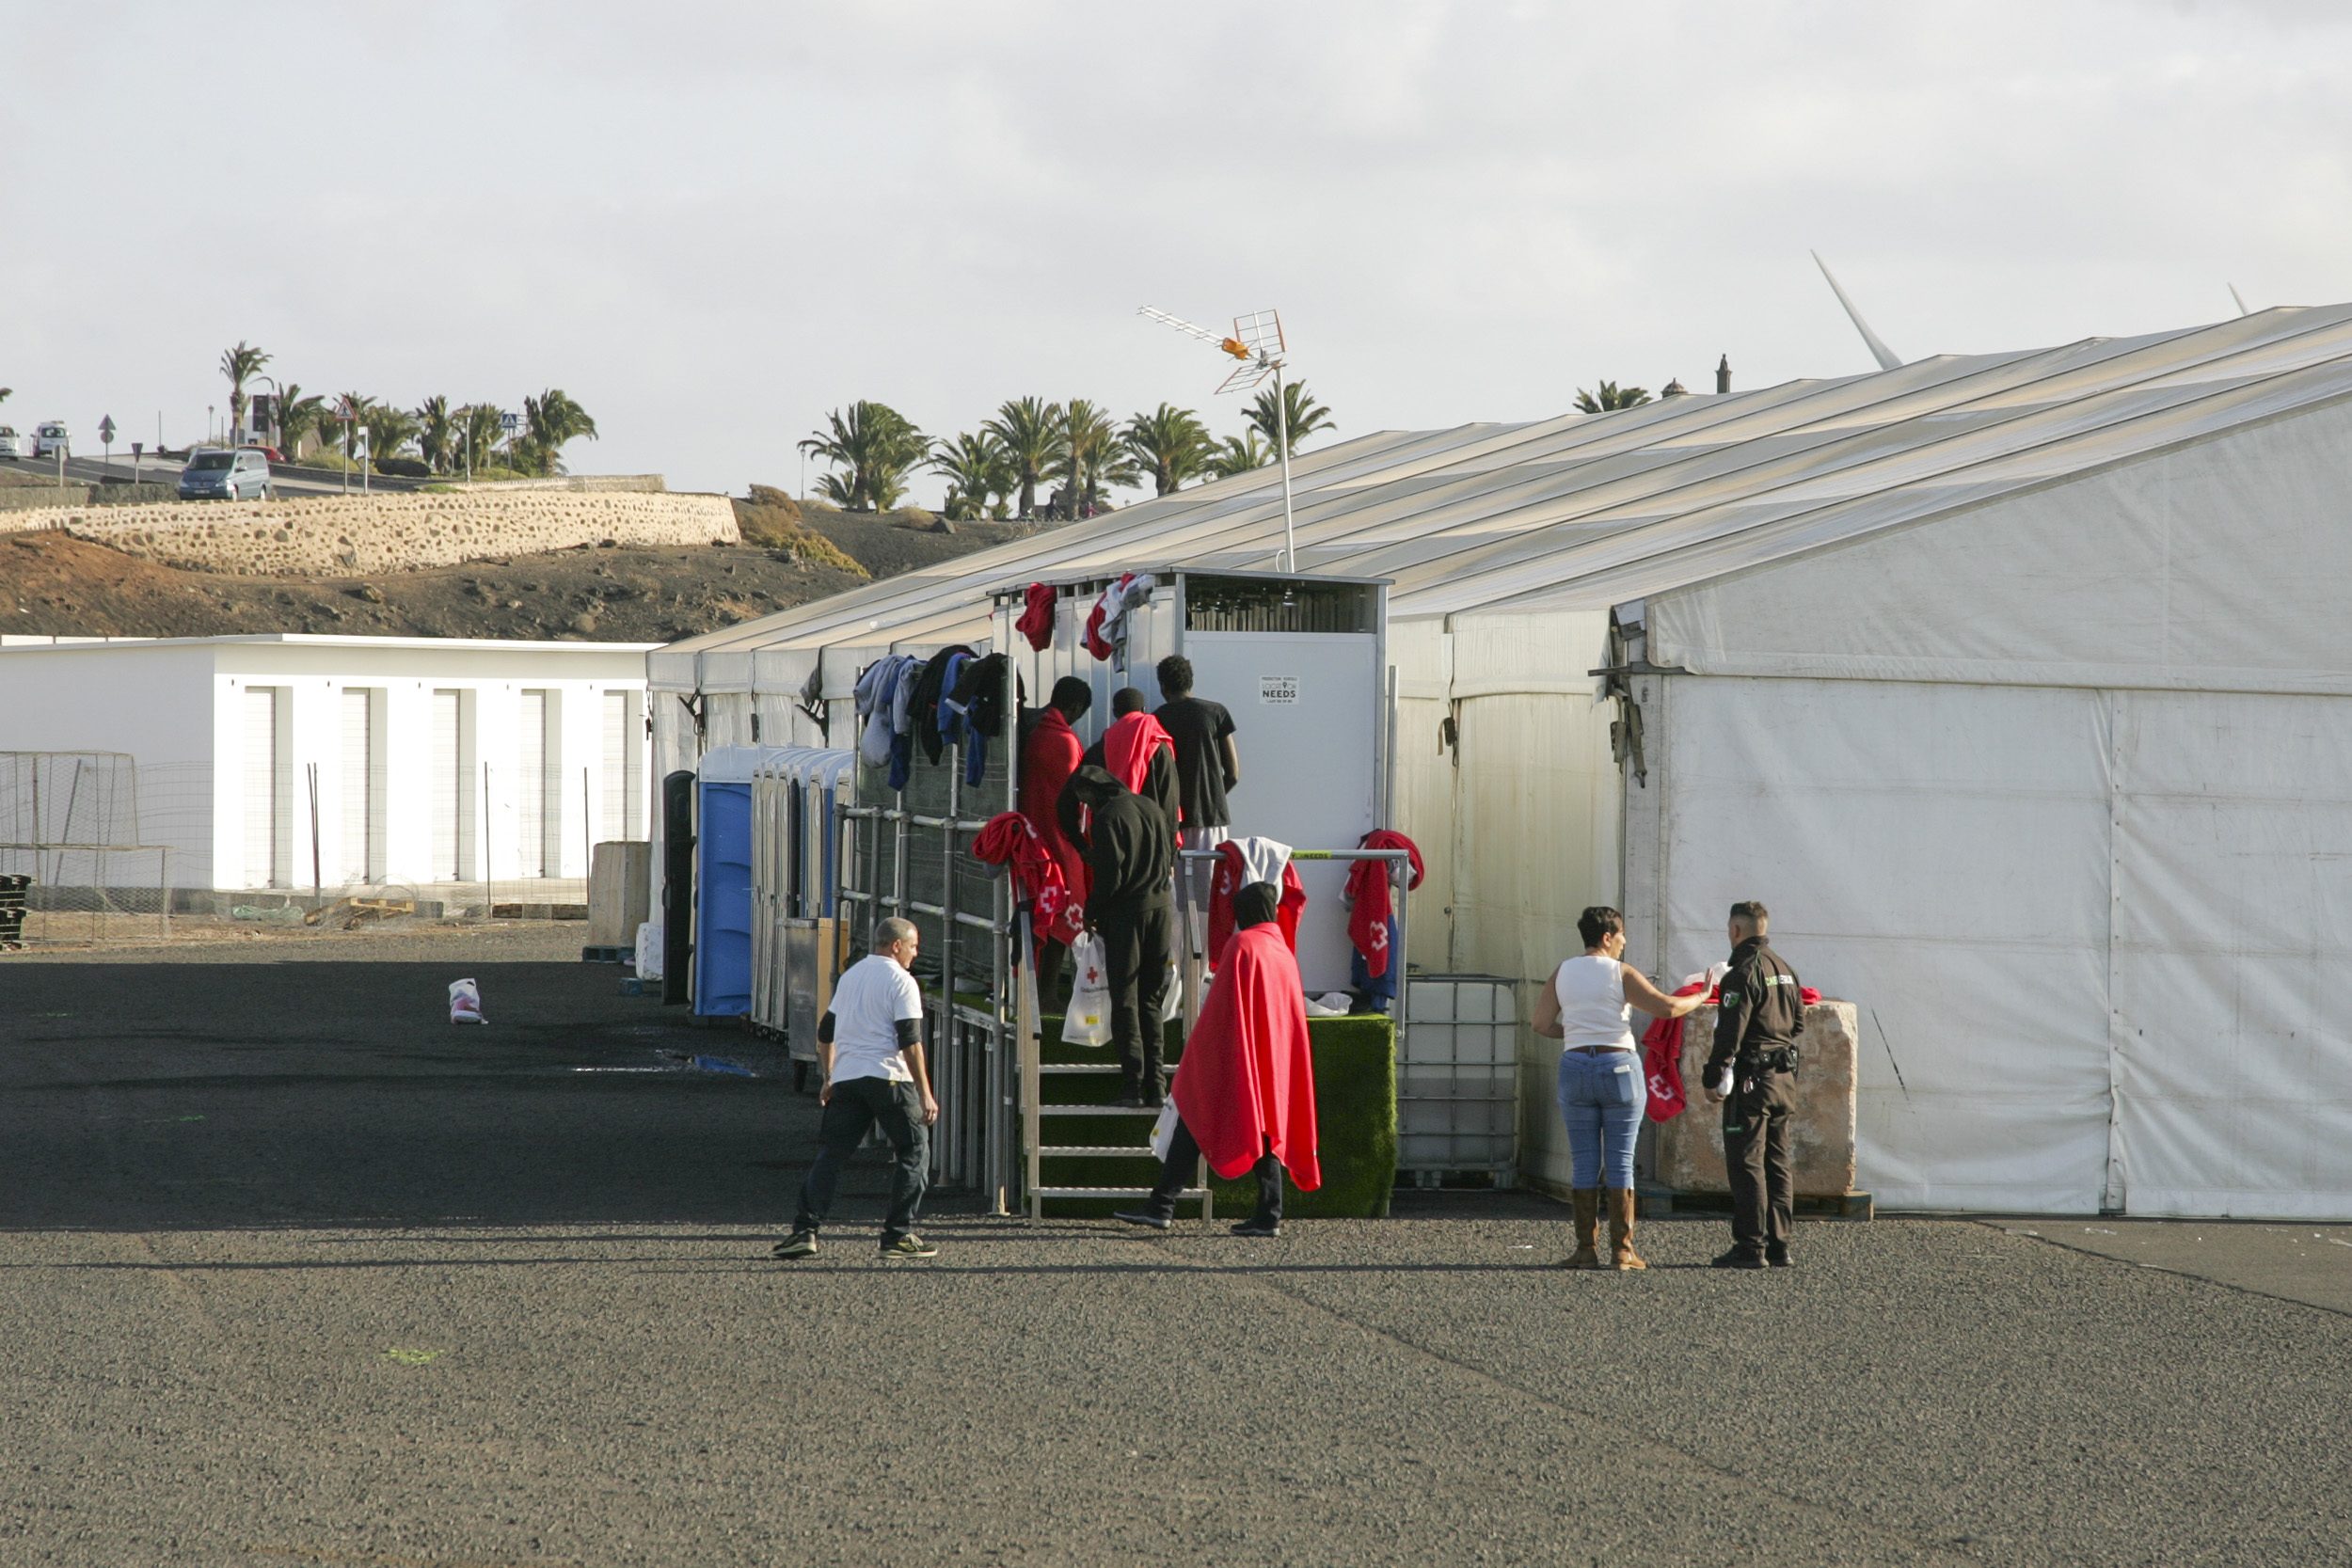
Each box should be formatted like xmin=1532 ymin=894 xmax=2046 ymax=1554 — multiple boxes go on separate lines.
xmin=1606 ymin=1187 xmax=1647 ymax=1271
xmin=1560 ymin=1188 xmax=1602 ymax=1269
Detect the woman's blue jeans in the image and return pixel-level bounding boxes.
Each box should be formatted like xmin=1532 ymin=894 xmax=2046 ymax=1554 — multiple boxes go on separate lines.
xmin=1556 ymin=1048 xmax=1646 ymax=1189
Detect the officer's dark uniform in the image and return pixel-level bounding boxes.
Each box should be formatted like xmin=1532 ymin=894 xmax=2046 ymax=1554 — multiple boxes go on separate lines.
xmin=1704 ymin=935 xmax=1805 ymax=1262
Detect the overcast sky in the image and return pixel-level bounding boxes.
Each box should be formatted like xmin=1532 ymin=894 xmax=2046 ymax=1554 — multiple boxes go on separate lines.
xmin=6 ymin=0 xmax=2349 ymax=500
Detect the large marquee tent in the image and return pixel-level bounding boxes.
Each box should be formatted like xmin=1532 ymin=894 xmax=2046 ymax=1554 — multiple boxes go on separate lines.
xmin=655 ymin=304 xmax=2352 ymax=1217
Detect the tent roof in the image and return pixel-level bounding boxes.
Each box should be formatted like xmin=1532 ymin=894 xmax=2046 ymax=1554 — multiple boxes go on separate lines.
xmin=655 ymin=304 xmax=2352 ymax=684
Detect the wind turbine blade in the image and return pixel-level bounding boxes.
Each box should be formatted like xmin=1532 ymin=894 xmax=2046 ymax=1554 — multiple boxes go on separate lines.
xmin=1811 ymin=250 xmax=1904 ymax=372
xmin=2229 ymin=283 xmax=2251 ymax=317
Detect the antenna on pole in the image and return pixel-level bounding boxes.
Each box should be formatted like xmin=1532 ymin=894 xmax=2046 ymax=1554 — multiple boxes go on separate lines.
xmin=1139 ymin=305 xmax=1297 ymax=572
xmin=2229 ymin=283 xmax=2252 ymax=317
xmin=1811 ymin=250 xmax=1904 ymax=372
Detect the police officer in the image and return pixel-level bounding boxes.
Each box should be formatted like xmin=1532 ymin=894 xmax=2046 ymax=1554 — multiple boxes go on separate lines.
xmin=1703 ymin=900 xmax=1804 ymax=1269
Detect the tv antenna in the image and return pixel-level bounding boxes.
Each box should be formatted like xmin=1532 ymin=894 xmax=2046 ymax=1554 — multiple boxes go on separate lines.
xmin=1139 ymin=305 xmax=1300 ymax=572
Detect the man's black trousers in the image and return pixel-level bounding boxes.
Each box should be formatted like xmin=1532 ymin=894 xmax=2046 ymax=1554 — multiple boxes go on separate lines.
xmin=1142 ymin=1117 xmax=1284 ymax=1227
xmin=1094 ymin=895 xmax=1174 ymax=1092
xmin=1722 ymin=1069 xmax=1797 ymax=1255
xmin=795 ymin=1076 xmax=929 ymax=1243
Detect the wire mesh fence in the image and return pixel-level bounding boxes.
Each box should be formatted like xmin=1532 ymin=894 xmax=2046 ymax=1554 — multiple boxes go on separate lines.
xmin=0 ymin=752 xmax=176 ymax=944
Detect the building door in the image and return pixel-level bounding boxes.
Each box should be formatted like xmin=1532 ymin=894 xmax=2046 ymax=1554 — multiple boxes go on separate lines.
xmin=432 ymin=689 xmax=463 ymax=880
xmin=243 ymin=687 xmax=282 ymax=888
xmin=341 ymin=688 xmax=377 ymax=884
xmin=518 ymin=689 xmax=551 ymax=878
xmin=602 ymin=689 xmax=642 ymax=841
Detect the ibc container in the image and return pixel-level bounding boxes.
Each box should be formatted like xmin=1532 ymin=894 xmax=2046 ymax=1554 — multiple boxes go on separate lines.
xmin=1399 ymin=973 xmax=1518 ymax=1181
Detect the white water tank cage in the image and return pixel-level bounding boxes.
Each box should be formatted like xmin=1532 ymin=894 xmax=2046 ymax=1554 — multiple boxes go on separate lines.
xmin=0 ymin=752 xmax=174 ymax=943
xmin=1398 ymin=974 xmax=1519 ymax=1184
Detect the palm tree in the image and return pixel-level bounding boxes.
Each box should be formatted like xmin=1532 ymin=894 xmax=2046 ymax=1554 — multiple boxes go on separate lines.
xmin=414 ymin=396 xmax=458 ymax=473
xmin=1121 ymin=404 xmax=1215 ymax=496
xmin=519 ymin=388 xmax=598 ymax=475
xmin=979 ymin=396 xmax=1065 ymax=519
xmin=1206 ymin=431 xmax=1274 ymax=479
xmin=220 ymin=342 xmax=271 ymax=441
xmin=364 ymin=404 xmax=421 ymax=467
xmin=1044 ymin=399 xmax=1139 ymax=515
xmin=798 ymin=401 xmax=928 ymax=513
xmin=272 ymin=384 xmax=326 ymax=458
xmin=929 ymin=432 xmax=1011 ymax=521
xmin=1246 ymin=379 xmax=1335 ymax=457
xmin=459 ymin=404 xmax=507 ymax=477
xmin=1574 ymin=381 xmax=1651 ymax=413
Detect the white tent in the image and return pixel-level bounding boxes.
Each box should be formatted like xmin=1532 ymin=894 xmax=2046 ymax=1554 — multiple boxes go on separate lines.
xmin=655 ymin=304 xmax=2352 ymax=1217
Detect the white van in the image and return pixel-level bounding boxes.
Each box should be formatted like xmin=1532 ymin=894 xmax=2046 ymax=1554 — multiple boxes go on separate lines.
xmin=32 ymin=421 xmax=69 ymax=458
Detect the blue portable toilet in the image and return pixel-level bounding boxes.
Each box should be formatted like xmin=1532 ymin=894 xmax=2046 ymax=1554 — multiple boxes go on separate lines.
xmin=692 ymin=748 xmax=765 ymax=1016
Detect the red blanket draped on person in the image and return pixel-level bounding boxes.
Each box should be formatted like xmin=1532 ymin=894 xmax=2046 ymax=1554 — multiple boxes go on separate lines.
xmin=1018 ymin=705 xmax=1089 ymax=908
xmin=1206 ymin=842 xmax=1304 ymax=965
xmin=1343 ymin=830 xmax=1423 ymax=979
xmin=971 ymin=812 xmax=1080 ymax=946
xmin=1101 ymin=711 xmax=1177 ymax=810
xmin=1172 ymin=922 xmax=1321 ymax=1188
xmin=1640 ymin=978 xmax=1820 ymax=1122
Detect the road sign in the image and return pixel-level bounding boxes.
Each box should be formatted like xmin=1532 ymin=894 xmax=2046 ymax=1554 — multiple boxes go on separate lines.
xmin=354 ymin=428 xmax=371 ymax=458
xmin=501 ymin=413 xmax=521 ymax=435
xmin=98 ymin=415 xmax=116 ymax=444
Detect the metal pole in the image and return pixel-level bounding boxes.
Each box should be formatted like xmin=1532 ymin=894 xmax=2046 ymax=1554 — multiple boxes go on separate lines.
xmin=1275 ymin=364 xmax=1296 ymax=573
xmin=482 ymin=761 xmax=492 ymax=916
xmin=582 ymin=766 xmax=592 ymax=884
xmin=307 ymin=762 xmax=322 ymax=908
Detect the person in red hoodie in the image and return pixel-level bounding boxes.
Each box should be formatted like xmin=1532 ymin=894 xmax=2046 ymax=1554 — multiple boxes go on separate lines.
xmin=1063 ymin=688 xmax=1181 ymax=842
xmin=1018 ymin=676 xmax=1092 ymax=997
xmin=1114 ymin=882 xmax=1319 ymax=1238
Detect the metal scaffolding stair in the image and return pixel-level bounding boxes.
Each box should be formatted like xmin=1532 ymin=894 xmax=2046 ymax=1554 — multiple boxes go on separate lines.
xmin=1025 ymin=1054 xmax=1212 ymax=1218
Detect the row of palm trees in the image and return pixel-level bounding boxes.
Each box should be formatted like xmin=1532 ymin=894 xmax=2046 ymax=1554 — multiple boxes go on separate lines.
xmin=219 ymin=342 xmax=597 ymax=477
xmin=798 ymin=383 xmax=1335 ymax=520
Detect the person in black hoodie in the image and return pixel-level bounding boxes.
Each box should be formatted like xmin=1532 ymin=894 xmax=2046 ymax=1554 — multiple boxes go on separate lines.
xmin=1059 ymin=765 xmax=1174 ymax=1104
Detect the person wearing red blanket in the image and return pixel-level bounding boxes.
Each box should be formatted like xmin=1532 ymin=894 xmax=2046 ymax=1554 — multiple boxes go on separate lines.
xmin=1018 ymin=677 xmax=1091 ymax=997
xmin=1115 ymin=883 xmax=1318 ymax=1238
xmin=1063 ymin=689 xmax=1181 ymax=846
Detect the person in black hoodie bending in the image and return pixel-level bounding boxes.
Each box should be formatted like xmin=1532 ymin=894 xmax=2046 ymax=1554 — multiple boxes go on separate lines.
xmin=1058 ymin=764 xmax=1174 ymax=1105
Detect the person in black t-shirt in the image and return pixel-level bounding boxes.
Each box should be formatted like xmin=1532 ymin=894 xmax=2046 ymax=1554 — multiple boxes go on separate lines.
xmin=1153 ymin=655 xmax=1239 ymax=851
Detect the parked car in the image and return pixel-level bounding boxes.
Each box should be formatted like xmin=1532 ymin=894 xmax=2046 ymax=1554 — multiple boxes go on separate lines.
xmin=0 ymin=426 xmax=22 ymax=459
xmin=32 ymin=421 xmax=69 ymax=458
xmin=178 ymin=447 xmax=271 ymax=501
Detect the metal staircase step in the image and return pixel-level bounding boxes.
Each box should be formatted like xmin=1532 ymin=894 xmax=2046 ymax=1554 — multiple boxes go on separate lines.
xmin=1038 ymin=1103 xmax=1162 ymax=1116
xmin=1030 ymin=1186 xmax=1206 ymax=1199
xmin=1038 ymin=1145 xmax=1160 ymax=1158
xmin=1039 ymin=1063 xmax=1122 ymax=1074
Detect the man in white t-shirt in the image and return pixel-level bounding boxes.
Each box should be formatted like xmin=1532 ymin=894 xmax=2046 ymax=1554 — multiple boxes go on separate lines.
xmin=772 ymin=917 xmax=942 ymax=1260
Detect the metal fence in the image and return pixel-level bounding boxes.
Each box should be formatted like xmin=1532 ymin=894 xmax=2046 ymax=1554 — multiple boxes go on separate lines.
xmin=0 ymin=752 xmax=175 ymax=942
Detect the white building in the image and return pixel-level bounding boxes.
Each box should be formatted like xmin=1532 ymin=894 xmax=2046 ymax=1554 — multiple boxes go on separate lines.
xmin=0 ymin=634 xmax=656 ymax=896
xmin=649 ymin=304 xmax=2352 ymax=1219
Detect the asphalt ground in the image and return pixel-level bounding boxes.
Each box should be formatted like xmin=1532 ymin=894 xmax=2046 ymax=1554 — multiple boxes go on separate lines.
xmin=3 ymin=930 xmax=2348 ymax=1567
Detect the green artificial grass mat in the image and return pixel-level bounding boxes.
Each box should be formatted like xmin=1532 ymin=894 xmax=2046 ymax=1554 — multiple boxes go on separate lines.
xmin=1036 ymin=1012 xmax=1396 ymax=1219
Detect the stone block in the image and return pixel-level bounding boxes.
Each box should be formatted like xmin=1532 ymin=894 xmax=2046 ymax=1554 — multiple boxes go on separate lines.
xmin=1652 ymin=1001 xmax=1859 ymax=1196
xmin=588 ymin=841 xmax=652 ymax=947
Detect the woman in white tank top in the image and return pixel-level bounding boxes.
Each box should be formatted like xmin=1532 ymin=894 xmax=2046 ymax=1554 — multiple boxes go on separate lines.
xmin=1531 ymin=906 xmax=1702 ymax=1271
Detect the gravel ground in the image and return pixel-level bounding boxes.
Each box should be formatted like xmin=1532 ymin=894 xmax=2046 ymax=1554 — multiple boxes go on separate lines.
xmin=2 ymin=934 xmax=2347 ymax=1567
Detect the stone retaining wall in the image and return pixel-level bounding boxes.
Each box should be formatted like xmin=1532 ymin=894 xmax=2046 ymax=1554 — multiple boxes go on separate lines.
xmin=0 ymin=490 xmax=739 ymax=576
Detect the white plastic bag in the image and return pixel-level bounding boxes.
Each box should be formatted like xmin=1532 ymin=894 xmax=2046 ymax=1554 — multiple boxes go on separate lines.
xmin=1149 ymin=1097 xmax=1180 ymax=1162
xmin=1061 ymin=932 xmax=1112 ymax=1048
xmin=1156 ymin=961 xmax=1183 ymax=1025
xmin=449 ymin=977 xmax=486 ymax=1025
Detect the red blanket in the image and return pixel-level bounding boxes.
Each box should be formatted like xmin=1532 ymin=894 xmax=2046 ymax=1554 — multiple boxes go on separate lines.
xmin=1206 ymin=842 xmax=1304 ymax=965
xmin=1343 ymin=830 xmax=1423 ymax=979
xmin=1101 ymin=711 xmax=1176 ymax=812
xmin=971 ymin=812 xmax=1080 ymax=945
xmin=1015 ymin=581 xmax=1057 ymax=651
xmin=1640 ymin=979 xmax=1821 ymax=1122
xmin=1173 ymin=924 xmax=1321 ymax=1189
xmin=1018 ymin=708 xmax=1088 ymax=915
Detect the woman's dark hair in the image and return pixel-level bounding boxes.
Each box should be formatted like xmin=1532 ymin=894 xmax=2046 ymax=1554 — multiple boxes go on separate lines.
xmin=1577 ymin=906 xmax=1624 ymax=948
